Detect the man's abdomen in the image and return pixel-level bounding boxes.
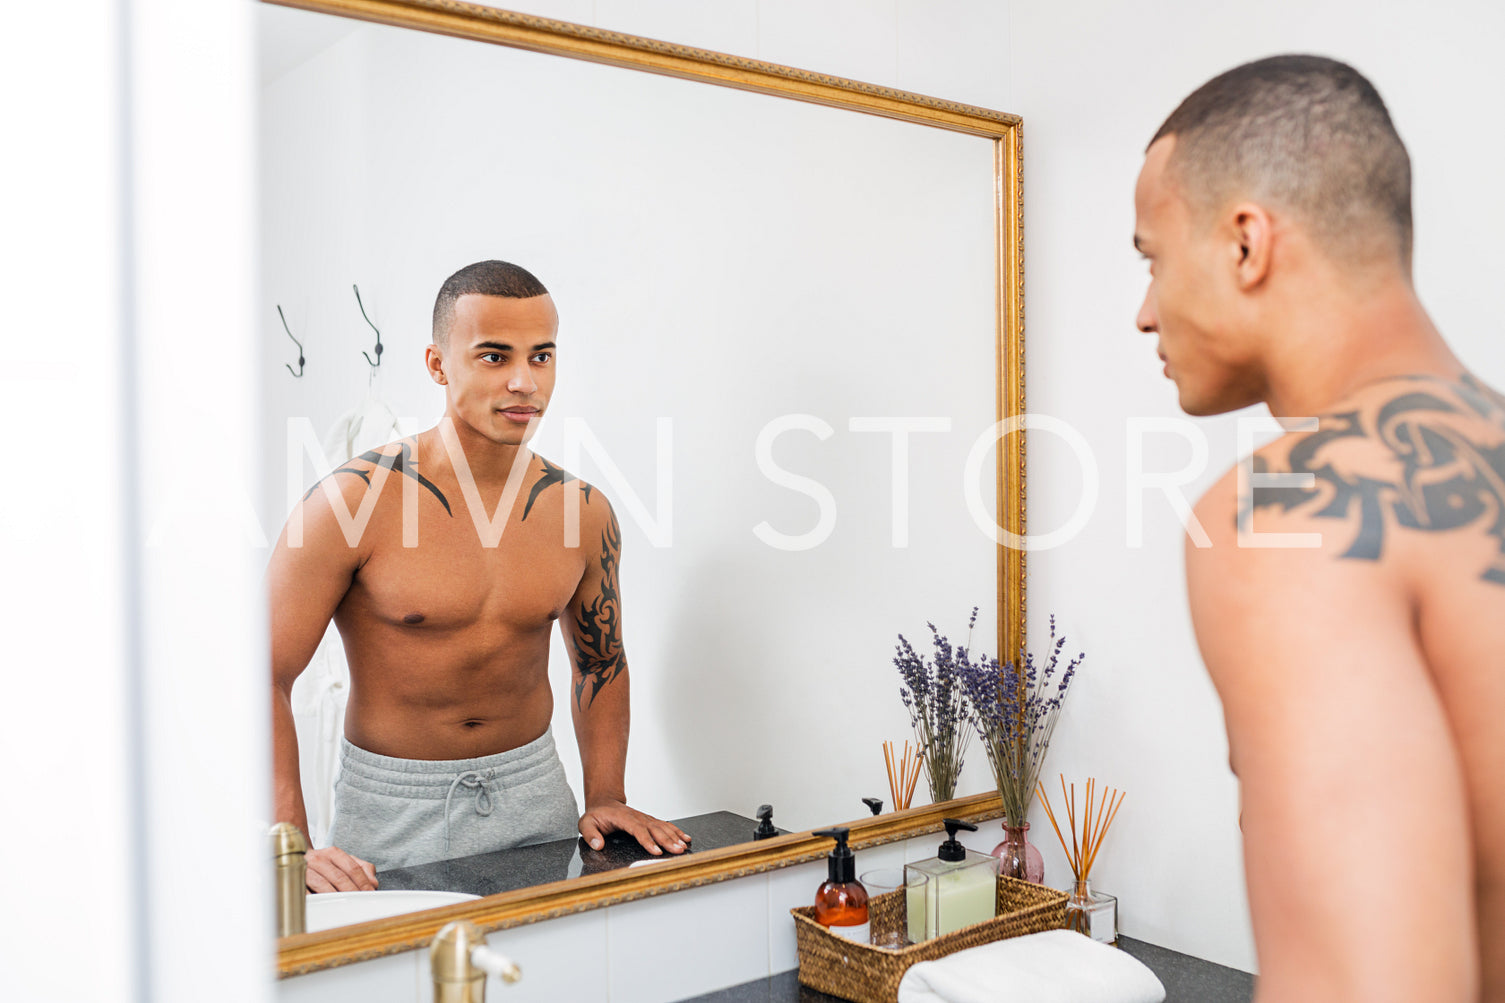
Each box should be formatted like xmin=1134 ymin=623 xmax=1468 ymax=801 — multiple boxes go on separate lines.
xmin=339 ymin=620 xmax=558 ymax=761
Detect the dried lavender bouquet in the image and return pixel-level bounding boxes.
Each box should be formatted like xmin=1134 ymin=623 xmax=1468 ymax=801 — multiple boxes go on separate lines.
xmin=963 ymin=615 xmax=1082 ymax=827
xmin=894 ymin=608 xmax=986 ymax=803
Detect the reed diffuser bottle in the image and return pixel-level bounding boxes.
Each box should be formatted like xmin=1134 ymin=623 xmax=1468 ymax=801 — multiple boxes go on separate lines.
xmin=1067 ymin=879 xmax=1119 ymax=945
xmin=1039 ymin=776 xmax=1124 ymax=946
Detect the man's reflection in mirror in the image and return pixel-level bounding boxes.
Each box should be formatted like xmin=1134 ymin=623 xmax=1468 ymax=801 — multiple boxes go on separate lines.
xmin=268 ymin=260 xmax=690 ymax=893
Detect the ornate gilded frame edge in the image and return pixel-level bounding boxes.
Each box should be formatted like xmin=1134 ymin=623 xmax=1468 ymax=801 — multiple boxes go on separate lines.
xmin=264 ymin=0 xmax=1027 ymax=976
xmin=265 ymin=0 xmax=1020 ymax=135
xmin=278 ymin=794 xmax=1006 ymax=975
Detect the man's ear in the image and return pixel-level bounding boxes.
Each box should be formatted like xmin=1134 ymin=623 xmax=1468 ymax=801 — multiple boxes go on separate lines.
xmin=425 ymin=343 xmax=448 ymax=386
xmin=1228 ymin=202 xmax=1274 ymax=290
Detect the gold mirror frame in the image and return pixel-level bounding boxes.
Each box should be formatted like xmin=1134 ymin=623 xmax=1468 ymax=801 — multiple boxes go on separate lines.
xmin=266 ymin=0 xmax=1026 ymax=976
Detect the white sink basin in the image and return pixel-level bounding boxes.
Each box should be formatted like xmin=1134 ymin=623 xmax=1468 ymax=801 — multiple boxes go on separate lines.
xmin=305 ymin=890 xmax=480 ymax=933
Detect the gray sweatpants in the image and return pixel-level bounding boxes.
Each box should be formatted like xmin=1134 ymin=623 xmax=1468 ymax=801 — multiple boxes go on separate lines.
xmin=327 ymin=727 xmax=580 ymax=870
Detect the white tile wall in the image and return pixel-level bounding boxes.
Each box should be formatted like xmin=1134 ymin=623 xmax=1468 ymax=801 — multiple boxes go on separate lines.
xmin=766 ymin=859 xmax=827 ymax=975
xmin=414 ymin=911 xmax=610 ymax=1003
xmin=606 ymin=877 xmax=771 ymax=1002
xmin=277 ymin=950 xmax=417 ymax=1003
xmin=856 ymin=840 xmax=913 ymax=881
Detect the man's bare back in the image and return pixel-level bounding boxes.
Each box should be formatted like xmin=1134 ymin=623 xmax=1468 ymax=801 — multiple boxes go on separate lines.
xmin=1189 ymin=374 xmax=1505 ymax=999
xmin=1134 ymin=56 xmax=1504 ymax=998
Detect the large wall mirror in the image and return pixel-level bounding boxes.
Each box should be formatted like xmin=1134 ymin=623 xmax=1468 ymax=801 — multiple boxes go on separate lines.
xmin=261 ymin=0 xmax=1024 ymax=976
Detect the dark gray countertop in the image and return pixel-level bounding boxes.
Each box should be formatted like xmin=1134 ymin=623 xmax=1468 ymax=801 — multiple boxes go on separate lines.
xmin=376 ymin=810 xmax=781 ymax=896
xmin=678 ymin=937 xmax=1255 ymax=1003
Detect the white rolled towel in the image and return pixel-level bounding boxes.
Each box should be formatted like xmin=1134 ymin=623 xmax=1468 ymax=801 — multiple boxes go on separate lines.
xmin=897 ymin=930 xmax=1166 ymax=1003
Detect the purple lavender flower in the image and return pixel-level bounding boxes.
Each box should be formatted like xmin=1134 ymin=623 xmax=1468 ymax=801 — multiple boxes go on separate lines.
xmin=894 ymin=608 xmax=982 ymax=802
xmin=961 ymin=614 xmax=1084 ymax=826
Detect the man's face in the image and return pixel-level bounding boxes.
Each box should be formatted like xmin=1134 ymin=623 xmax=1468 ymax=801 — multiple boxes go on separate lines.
xmin=431 ymin=293 xmax=559 ymax=446
xmin=1133 ymin=137 xmax=1263 ymax=416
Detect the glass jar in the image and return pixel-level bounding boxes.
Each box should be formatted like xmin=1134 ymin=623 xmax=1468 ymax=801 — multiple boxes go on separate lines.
xmin=990 ymin=821 xmax=1044 ymax=884
xmin=1066 ymin=878 xmax=1118 ymax=945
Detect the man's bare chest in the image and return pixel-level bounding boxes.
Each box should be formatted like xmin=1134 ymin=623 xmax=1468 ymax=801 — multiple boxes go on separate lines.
xmin=348 ymin=493 xmax=588 ymax=633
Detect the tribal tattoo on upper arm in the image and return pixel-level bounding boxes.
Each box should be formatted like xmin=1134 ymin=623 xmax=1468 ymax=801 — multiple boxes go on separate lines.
xmin=303 ymin=442 xmax=452 ymax=515
xmin=572 ymin=507 xmax=625 ymax=710
xmin=1245 ymin=374 xmax=1505 ymax=585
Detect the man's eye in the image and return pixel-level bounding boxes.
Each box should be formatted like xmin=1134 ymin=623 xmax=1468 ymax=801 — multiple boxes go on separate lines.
xmin=481 ymin=352 xmax=503 ymax=363
xmin=532 ymin=352 xmax=552 ymax=364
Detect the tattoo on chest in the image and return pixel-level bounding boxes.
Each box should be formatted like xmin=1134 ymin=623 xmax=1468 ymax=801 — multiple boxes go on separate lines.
xmin=305 ymin=443 xmax=452 ymax=515
xmin=523 ymin=456 xmax=593 ymax=522
xmin=572 ymin=510 xmax=624 ymax=710
xmin=1247 ymin=374 xmax=1505 ymax=584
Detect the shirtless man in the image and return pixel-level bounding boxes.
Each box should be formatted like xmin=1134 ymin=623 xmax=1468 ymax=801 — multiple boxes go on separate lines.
xmin=1135 ymin=56 xmax=1503 ymax=1000
xmin=270 ymin=260 xmax=689 ymax=893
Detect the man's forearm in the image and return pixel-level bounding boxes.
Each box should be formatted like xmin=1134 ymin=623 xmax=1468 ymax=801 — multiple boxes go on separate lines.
xmin=574 ymin=669 xmax=630 ymax=806
xmin=272 ymin=684 xmax=311 ymax=837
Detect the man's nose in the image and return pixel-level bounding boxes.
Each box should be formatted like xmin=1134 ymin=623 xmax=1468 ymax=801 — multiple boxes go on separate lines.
xmin=507 ymin=363 xmax=537 ymax=393
xmin=1135 ymin=288 xmax=1158 ymax=334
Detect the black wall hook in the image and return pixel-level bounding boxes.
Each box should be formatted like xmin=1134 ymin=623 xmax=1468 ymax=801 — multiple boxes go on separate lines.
xmin=353 ymin=284 xmax=383 ymax=369
xmin=279 ymin=305 xmax=305 ymax=378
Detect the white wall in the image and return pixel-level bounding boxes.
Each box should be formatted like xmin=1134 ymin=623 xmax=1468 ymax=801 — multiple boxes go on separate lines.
xmin=1 ymin=2 xmax=269 ymax=1003
xmin=0 ymin=5 xmax=139 ymax=1000
xmin=1013 ymin=0 xmax=1505 ymax=974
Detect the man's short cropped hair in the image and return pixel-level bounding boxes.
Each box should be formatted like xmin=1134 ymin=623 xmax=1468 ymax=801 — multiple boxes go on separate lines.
xmin=432 ymin=260 xmax=550 ymax=345
xmin=1149 ymin=54 xmax=1412 ymax=267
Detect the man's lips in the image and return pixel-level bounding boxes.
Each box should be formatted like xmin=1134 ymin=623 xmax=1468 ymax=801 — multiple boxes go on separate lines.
xmin=498 ymin=406 xmax=541 ymax=424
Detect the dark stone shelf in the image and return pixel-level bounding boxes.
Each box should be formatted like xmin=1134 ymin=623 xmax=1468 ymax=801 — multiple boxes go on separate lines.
xmin=375 ymin=810 xmax=780 ymax=897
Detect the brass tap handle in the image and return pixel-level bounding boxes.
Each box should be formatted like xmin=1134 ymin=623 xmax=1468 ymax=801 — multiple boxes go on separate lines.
xmin=431 ymin=921 xmax=522 ymax=1002
xmin=269 ymin=822 xmax=308 ymax=938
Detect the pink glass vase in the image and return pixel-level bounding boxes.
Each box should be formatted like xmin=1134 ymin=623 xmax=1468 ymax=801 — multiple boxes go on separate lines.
xmin=991 ymin=821 xmax=1045 ymax=884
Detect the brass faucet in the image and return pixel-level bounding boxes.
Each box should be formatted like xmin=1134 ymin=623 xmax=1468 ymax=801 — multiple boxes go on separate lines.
xmin=430 ymin=920 xmax=521 ymax=1002
xmin=269 ymin=822 xmax=308 ymax=937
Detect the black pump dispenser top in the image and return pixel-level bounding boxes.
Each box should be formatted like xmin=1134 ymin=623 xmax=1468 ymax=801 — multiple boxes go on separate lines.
xmin=753 ymin=804 xmax=778 ymax=841
xmin=937 ymin=818 xmax=978 ymax=862
xmin=813 ymin=827 xmax=856 ymax=883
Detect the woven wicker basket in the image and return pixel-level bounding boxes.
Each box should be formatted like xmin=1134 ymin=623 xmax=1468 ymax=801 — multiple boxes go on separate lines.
xmin=792 ymin=875 xmax=1067 ymax=1003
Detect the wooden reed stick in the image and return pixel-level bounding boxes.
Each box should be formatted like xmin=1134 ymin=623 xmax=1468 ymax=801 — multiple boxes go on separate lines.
xmin=1064 ymin=775 xmax=1080 ymax=875
xmin=884 ymin=741 xmax=899 ymax=808
xmin=1038 ymin=774 xmax=1126 ymax=884
xmin=1035 ymin=781 xmax=1075 ymax=880
xmin=1083 ymin=789 xmax=1125 ymax=879
xmin=884 ymin=740 xmax=925 ymax=810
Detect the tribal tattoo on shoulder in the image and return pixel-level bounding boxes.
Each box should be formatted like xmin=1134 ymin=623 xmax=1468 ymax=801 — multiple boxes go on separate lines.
xmin=303 ymin=442 xmax=452 ymax=515
xmin=1246 ymin=374 xmax=1505 ymax=585
xmin=521 ymin=455 xmax=592 ymax=522
xmin=572 ymin=508 xmax=625 ymax=710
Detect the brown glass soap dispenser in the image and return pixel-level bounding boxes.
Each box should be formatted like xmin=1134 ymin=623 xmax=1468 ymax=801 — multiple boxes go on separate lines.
xmin=812 ymin=827 xmax=870 ymax=942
